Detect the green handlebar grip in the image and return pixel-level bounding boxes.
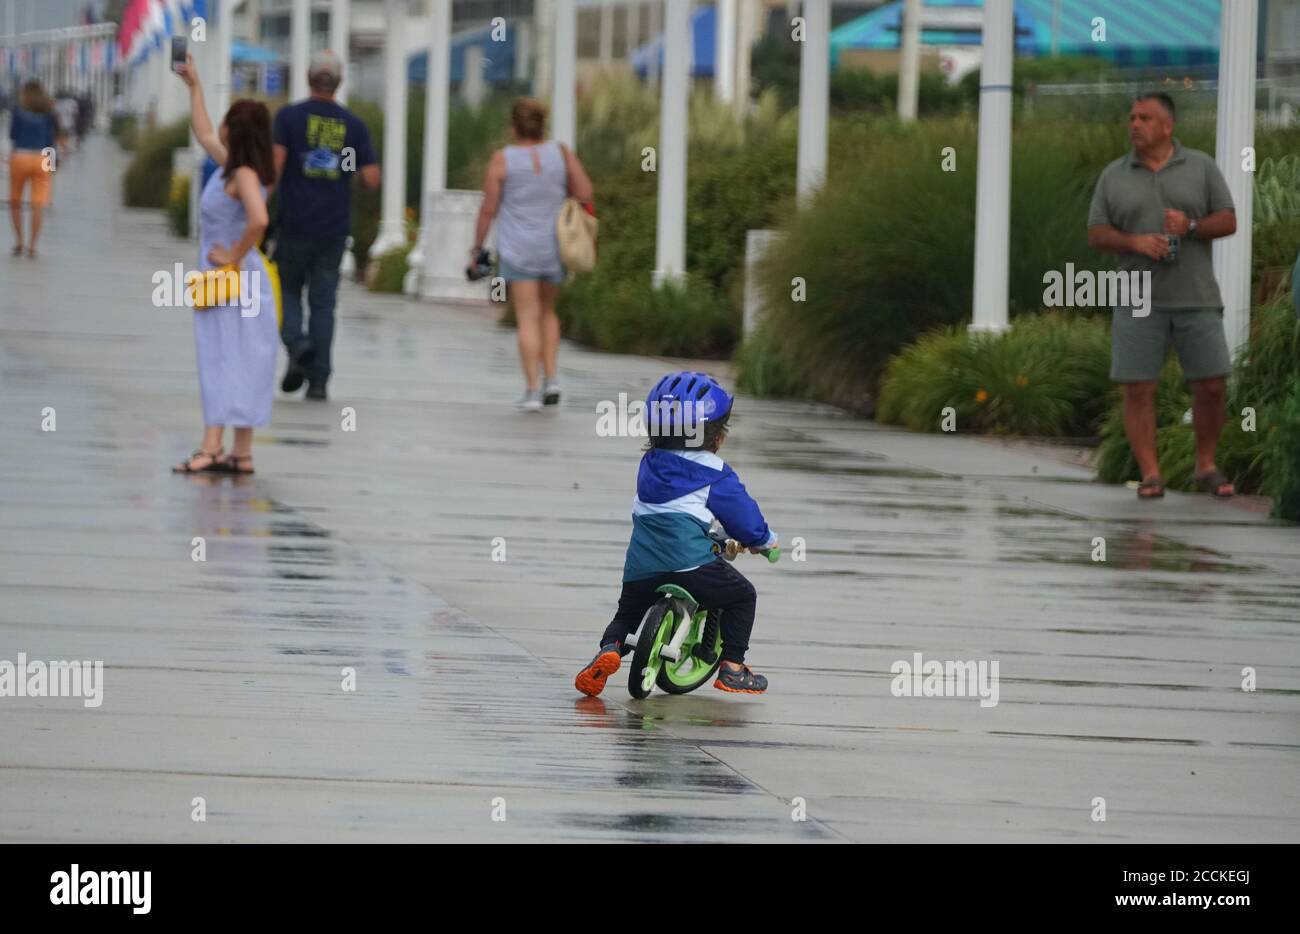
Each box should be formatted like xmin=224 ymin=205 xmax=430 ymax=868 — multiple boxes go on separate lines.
xmin=766 ymin=547 xmax=780 ymax=564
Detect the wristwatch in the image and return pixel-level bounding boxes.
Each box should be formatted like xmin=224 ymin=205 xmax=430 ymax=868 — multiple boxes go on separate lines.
xmin=1188 ymin=218 xmax=1199 ymax=238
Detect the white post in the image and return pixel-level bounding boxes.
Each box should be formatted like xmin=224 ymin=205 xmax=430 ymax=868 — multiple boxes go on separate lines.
xmin=290 ymin=0 xmax=310 ymax=100
xmin=732 ymin=0 xmax=754 ymax=115
xmin=464 ymin=45 xmax=485 ymax=108
xmin=533 ymin=0 xmax=553 ymax=98
xmin=647 ymin=0 xmax=660 ymax=88
xmin=214 ymin=0 xmax=233 ymax=124
xmin=598 ymin=1 xmax=613 ymax=64
xmin=715 ymin=0 xmax=735 ymax=103
xmin=625 ymin=0 xmax=640 ymax=58
xmin=406 ymin=0 xmax=450 ymax=295
xmin=372 ymin=0 xmax=409 ymax=257
xmin=898 ymin=0 xmax=921 ymax=122
xmin=515 ymin=19 xmax=532 ymax=83
xmin=552 ymin=0 xmax=576 ymax=147
xmin=331 ymin=0 xmax=351 ymax=104
xmin=652 ymin=0 xmax=689 ymax=287
xmin=970 ymin=0 xmax=1013 ymax=334
xmin=796 ymin=0 xmax=829 ymax=203
xmin=190 ymin=24 xmax=207 ymax=242
xmin=1214 ymin=0 xmax=1259 ymax=359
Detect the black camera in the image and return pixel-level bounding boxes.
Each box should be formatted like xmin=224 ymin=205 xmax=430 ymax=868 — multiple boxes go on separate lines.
xmin=466 ymin=248 xmax=493 ymax=282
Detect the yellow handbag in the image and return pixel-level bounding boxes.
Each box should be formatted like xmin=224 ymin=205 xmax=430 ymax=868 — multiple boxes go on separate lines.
xmin=188 ymin=265 xmax=241 ymax=310
xmin=556 ymin=198 xmax=597 ymax=274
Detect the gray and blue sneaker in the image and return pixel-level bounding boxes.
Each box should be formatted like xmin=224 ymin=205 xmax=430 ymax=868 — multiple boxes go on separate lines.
xmin=714 ymin=664 xmax=768 ymax=694
xmin=542 ymin=377 xmax=561 ymax=406
xmin=516 ymin=389 xmax=543 ymax=412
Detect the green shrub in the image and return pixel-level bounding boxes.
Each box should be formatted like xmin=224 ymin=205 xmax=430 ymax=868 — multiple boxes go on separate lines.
xmin=740 ymin=118 xmax=1117 ymax=409
xmin=1264 ymin=375 xmax=1300 ymax=520
xmin=110 ymin=112 xmax=138 ymax=149
xmin=166 ymin=172 xmax=189 ymax=238
xmin=122 ymin=118 xmax=189 ymax=208
xmin=559 ymin=273 xmax=735 ymax=357
xmin=733 ymin=321 xmax=813 ymax=400
xmin=876 ymin=313 xmax=1112 ymax=436
xmin=368 ymin=245 xmax=411 ymax=293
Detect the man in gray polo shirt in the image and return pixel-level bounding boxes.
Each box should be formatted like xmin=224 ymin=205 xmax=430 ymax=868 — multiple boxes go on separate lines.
xmin=1088 ymin=92 xmax=1238 ymax=499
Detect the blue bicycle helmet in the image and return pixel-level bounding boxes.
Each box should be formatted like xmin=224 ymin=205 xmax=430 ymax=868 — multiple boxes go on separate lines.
xmin=645 ymin=371 xmax=733 ymax=439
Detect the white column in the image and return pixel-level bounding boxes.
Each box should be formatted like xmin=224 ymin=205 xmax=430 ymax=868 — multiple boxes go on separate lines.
xmin=331 ymin=0 xmax=351 ymax=104
xmin=463 ymin=45 xmax=485 ymax=109
xmin=552 ymin=0 xmax=576 ymax=147
xmin=290 ymin=0 xmax=310 ymax=100
xmin=407 ymin=0 xmax=450 ymax=294
xmin=732 ymin=0 xmax=754 ymax=115
xmin=533 ymin=0 xmax=553 ymax=98
xmin=1214 ymin=0 xmax=1259 ymax=358
xmin=515 ymin=19 xmax=532 ymax=83
xmin=625 ymin=1 xmax=640 ymax=58
xmin=796 ymin=0 xmax=829 ymax=203
xmin=191 ymin=26 xmax=207 ymax=242
xmin=372 ymin=0 xmax=409 ymax=257
xmin=715 ymin=0 xmax=735 ymax=102
xmin=970 ymin=0 xmax=1013 ymax=334
xmin=652 ymin=0 xmax=690 ymax=287
xmin=598 ymin=2 xmax=613 ymax=64
xmin=213 ymin=0 xmax=233 ymax=121
xmin=898 ymin=0 xmax=921 ymax=122
xmin=646 ymin=0 xmax=660 ymax=88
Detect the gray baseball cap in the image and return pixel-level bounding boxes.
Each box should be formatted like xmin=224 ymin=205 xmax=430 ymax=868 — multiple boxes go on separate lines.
xmin=308 ymin=49 xmax=344 ymax=80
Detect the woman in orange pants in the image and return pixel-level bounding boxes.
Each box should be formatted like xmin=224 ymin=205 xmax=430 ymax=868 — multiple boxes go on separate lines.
xmin=7 ymin=81 xmax=60 ymax=258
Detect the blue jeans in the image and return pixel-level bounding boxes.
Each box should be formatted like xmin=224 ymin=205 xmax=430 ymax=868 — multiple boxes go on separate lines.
xmin=275 ymin=235 xmax=348 ymax=386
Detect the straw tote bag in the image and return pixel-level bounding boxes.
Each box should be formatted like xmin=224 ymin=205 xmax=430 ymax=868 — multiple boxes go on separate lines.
xmin=556 ymin=197 xmax=597 ymax=274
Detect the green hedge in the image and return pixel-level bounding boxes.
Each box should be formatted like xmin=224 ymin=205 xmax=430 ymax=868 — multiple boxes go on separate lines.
xmin=876 ymin=313 xmax=1112 ymax=437
xmin=122 ymin=118 xmax=189 ymax=208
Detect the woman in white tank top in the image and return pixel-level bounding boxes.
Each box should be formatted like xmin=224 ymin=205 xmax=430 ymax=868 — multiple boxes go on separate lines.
xmin=471 ymin=98 xmax=593 ymax=411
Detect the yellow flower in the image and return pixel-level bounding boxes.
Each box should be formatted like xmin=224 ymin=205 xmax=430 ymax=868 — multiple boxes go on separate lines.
xmin=975 ymin=389 xmax=989 ymax=403
xmin=1015 ymin=374 xmax=1029 ymax=387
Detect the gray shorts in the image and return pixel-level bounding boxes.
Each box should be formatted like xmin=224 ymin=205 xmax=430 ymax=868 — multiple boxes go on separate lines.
xmin=499 ymin=257 xmax=565 ymax=285
xmin=1110 ymin=306 xmax=1232 ymax=382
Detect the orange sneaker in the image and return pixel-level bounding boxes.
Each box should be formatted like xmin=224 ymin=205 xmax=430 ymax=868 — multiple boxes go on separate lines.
xmin=714 ymin=664 xmax=768 ymax=694
xmin=574 ymin=644 xmax=622 ymax=697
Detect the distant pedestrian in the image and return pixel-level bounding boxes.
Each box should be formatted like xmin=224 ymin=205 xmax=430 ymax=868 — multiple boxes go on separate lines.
xmin=171 ymin=56 xmax=279 ymax=476
xmin=6 ymin=80 xmax=60 ymax=258
xmin=471 ymin=97 xmax=593 ymax=411
xmin=272 ymin=50 xmax=380 ymax=402
xmin=1087 ymin=92 xmax=1238 ymax=500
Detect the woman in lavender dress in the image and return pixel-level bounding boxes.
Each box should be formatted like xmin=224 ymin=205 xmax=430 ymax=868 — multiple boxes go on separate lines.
xmin=172 ymin=54 xmax=278 ymax=475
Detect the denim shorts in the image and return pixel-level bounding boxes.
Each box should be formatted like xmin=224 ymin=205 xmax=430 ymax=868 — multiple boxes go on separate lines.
xmin=499 ymin=257 xmax=565 ymax=284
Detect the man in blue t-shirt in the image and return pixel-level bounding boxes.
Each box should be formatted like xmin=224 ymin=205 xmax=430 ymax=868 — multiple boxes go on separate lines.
xmin=272 ymin=50 xmax=380 ymax=400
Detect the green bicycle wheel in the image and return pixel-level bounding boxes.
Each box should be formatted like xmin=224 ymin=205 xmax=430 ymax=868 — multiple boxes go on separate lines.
xmin=656 ymin=609 xmax=723 ymax=694
xmin=628 ymin=600 xmax=674 ymax=699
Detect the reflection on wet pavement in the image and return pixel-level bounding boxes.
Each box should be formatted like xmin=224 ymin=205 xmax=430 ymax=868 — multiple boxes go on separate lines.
xmin=0 ymin=135 xmax=1296 ymax=842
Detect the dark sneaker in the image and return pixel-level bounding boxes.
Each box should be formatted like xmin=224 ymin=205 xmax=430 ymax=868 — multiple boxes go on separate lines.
xmin=714 ymin=664 xmax=768 ymax=695
xmin=281 ymin=341 xmax=315 ymax=393
xmin=574 ymin=643 xmax=622 ymax=697
xmin=305 ymin=383 xmax=328 ymax=401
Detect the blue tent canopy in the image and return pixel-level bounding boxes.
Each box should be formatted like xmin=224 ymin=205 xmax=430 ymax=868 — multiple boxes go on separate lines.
xmin=408 ymin=25 xmax=520 ymax=84
xmin=231 ymin=38 xmax=280 ymax=65
xmin=630 ymin=5 xmax=717 ymax=78
xmin=830 ymin=0 xmax=1221 ymax=69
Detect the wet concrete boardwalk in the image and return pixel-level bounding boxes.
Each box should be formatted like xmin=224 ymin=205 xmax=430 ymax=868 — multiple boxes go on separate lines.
xmin=1 ymin=136 xmax=1298 ymax=842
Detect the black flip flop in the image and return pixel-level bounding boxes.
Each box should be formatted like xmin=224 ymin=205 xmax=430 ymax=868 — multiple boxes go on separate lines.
xmin=1194 ymin=470 xmax=1235 ymax=498
xmin=1137 ymin=476 xmax=1165 ymax=499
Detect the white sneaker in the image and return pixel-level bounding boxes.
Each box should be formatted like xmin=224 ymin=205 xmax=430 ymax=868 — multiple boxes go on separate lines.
xmin=516 ymin=389 xmax=543 ymax=412
xmin=543 ymin=378 xmax=561 ymax=406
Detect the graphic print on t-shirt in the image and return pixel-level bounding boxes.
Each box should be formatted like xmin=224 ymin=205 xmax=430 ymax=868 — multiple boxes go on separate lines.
xmin=303 ymin=114 xmax=349 ymax=180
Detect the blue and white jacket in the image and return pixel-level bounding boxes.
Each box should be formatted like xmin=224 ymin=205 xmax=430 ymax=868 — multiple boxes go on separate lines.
xmin=623 ymin=448 xmax=776 ymax=582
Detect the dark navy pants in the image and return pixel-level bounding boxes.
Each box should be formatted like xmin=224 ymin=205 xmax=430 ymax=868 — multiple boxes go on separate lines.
xmin=601 ymin=559 xmax=758 ymax=664
xmin=275 ymin=235 xmax=348 ymax=387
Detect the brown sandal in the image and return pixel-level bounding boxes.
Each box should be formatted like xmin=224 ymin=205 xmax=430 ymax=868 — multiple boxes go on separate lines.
xmin=1137 ymin=476 xmax=1165 ymax=499
xmin=1193 ymin=469 xmax=1234 ymax=498
xmin=172 ymin=448 xmax=225 ymax=474
xmin=222 ymin=453 xmax=255 ymax=475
